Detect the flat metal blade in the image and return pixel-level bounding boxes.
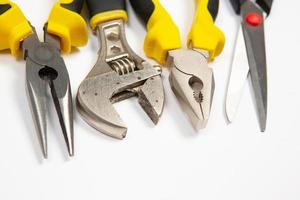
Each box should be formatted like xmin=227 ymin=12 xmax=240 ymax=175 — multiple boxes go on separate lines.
xmin=226 ymin=26 xmax=249 ymax=123
xmin=26 ymin=59 xmax=48 ymax=158
xmin=50 ymin=79 xmax=74 ymax=157
xmin=241 ymin=1 xmax=268 ymax=132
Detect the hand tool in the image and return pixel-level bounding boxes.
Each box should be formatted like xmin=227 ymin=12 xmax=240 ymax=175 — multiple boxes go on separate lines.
xmin=225 ymin=0 xmax=273 ymax=132
xmin=129 ymin=0 xmax=225 ymax=130
xmin=0 ymin=0 xmax=88 ymax=158
xmin=76 ymin=0 xmax=164 ymax=139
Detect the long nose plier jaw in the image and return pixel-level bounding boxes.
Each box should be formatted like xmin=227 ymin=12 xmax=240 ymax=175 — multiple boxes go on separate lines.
xmin=0 ymin=0 xmax=88 ymax=158
xmin=23 ymin=28 xmax=73 ymax=158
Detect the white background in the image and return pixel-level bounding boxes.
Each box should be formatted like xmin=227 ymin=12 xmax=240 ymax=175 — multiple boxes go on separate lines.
xmin=0 ymin=0 xmax=299 ymax=199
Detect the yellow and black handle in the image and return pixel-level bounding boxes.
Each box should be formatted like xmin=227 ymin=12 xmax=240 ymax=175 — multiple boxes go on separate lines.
xmin=0 ymin=0 xmax=32 ymax=56
xmin=86 ymin=0 xmax=128 ymax=31
xmin=47 ymin=0 xmax=88 ymax=53
xmin=129 ymin=0 xmax=181 ymax=64
xmin=187 ymin=0 xmax=225 ymax=61
xmin=129 ymin=0 xmax=225 ymax=63
xmin=0 ymin=0 xmax=88 ymax=56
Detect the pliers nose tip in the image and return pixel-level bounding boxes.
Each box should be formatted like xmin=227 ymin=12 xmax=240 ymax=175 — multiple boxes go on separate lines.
xmin=49 ymin=83 xmax=74 ymax=158
xmin=41 ymin=138 xmax=48 ymax=159
xmin=193 ymin=119 xmax=209 ymax=131
xmin=67 ymin=144 xmax=74 ymax=157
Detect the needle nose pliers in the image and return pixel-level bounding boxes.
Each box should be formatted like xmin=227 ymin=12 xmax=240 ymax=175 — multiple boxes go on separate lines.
xmin=0 ymin=0 xmax=88 ymax=158
xmin=129 ymin=0 xmax=225 ymax=130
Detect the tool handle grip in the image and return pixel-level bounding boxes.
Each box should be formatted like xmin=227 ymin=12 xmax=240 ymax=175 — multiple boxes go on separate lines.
xmin=47 ymin=0 xmax=88 ymax=53
xmin=207 ymin=0 xmax=220 ymax=21
xmin=61 ymin=0 xmax=84 ymax=13
xmin=86 ymin=0 xmax=128 ymax=31
xmin=188 ymin=0 xmax=225 ymax=61
xmin=129 ymin=0 xmax=181 ymax=64
xmin=229 ymin=0 xmax=244 ymax=14
xmin=0 ymin=0 xmax=32 ymax=57
xmin=230 ymin=0 xmax=273 ymax=15
xmin=256 ymin=0 xmax=273 ymax=15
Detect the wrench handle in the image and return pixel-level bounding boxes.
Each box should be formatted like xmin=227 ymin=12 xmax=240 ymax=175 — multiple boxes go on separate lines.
xmin=86 ymin=0 xmax=128 ymax=31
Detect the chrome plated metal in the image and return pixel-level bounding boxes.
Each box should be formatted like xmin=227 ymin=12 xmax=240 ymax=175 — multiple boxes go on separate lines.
xmin=167 ymin=49 xmax=214 ymax=130
xmin=226 ymin=0 xmax=268 ymax=132
xmin=241 ymin=1 xmax=267 ymax=132
xmin=226 ymin=26 xmax=249 ymax=123
xmin=77 ymin=20 xmax=164 ymax=139
xmin=23 ymin=27 xmax=73 ymax=158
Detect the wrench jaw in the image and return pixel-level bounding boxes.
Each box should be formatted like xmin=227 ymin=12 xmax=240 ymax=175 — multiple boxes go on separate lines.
xmin=76 ymin=64 xmax=164 ymax=139
xmin=77 ymin=76 xmax=128 ymax=139
xmin=76 ymin=19 xmax=165 ymax=139
xmin=76 ymin=99 xmax=127 ymax=139
xmin=136 ymin=75 xmax=164 ymax=125
xmin=167 ymin=49 xmax=214 ymax=130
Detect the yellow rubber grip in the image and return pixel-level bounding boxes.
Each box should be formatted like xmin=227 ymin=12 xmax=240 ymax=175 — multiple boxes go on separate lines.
xmin=187 ymin=0 xmax=225 ymax=61
xmin=145 ymin=0 xmax=181 ymax=65
xmin=0 ymin=0 xmax=32 ymax=57
xmin=90 ymin=10 xmax=128 ymax=31
xmin=47 ymin=0 xmax=88 ymax=53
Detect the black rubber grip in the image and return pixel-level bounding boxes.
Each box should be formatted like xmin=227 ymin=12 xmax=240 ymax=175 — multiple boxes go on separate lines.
xmin=129 ymin=0 xmax=219 ymax=24
xmin=208 ymin=0 xmax=220 ymax=21
xmin=230 ymin=0 xmax=273 ymax=15
xmin=61 ymin=0 xmax=84 ymax=14
xmin=86 ymin=0 xmax=126 ymax=19
xmin=229 ymin=0 xmax=244 ymax=14
xmin=0 ymin=4 xmax=11 ymax=15
xmin=256 ymin=0 xmax=273 ymax=15
xmin=129 ymin=0 xmax=155 ymax=25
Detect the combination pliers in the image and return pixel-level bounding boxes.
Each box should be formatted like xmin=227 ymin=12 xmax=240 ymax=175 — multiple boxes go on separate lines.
xmin=0 ymin=0 xmax=88 ymax=158
xmin=129 ymin=0 xmax=225 ymax=130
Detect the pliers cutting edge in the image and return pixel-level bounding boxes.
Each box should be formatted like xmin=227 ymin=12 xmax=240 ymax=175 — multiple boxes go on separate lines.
xmin=226 ymin=0 xmax=273 ymax=132
xmin=129 ymin=0 xmax=225 ymax=130
xmin=0 ymin=0 xmax=88 ymax=158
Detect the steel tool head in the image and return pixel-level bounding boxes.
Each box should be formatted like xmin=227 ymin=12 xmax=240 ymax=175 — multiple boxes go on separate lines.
xmin=23 ymin=30 xmax=73 ymax=158
xmin=77 ymin=61 xmax=164 ymax=139
xmin=241 ymin=1 xmax=267 ymax=132
xmin=225 ymin=26 xmax=249 ymax=123
xmin=77 ymin=20 xmax=164 ymax=139
xmin=167 ymin=49 xmax=214 ymax=130
xmin=226 ymin=0 xmax=269 ymax=131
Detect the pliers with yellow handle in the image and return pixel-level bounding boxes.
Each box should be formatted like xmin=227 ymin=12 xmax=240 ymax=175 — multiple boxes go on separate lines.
xmin=0 ymin=0 xmax=88 ymax=158
xmin=129 ymin=0 xmax=225 ymax=130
